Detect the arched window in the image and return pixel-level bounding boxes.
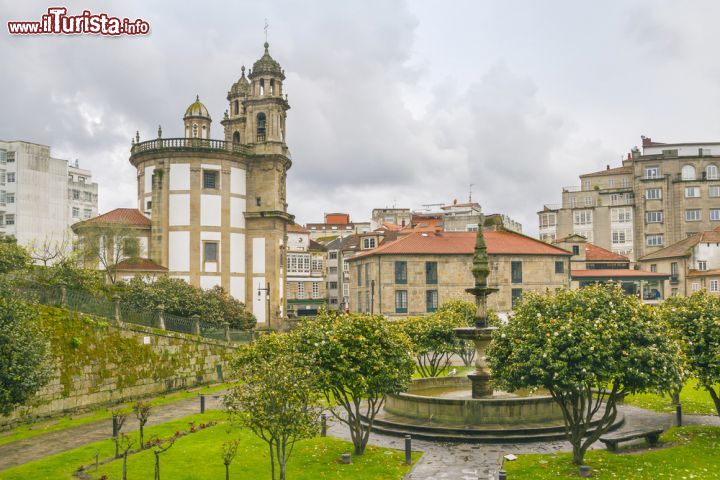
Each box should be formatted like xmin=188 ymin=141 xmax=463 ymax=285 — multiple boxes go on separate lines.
xmin=233 ymin=100 xmax=239 ymax=116
xmin=192 ymin=124 xmax=198 ymax=138
xmin=256 ymin=113 xmax=266 ymax=142
xmin=270 ymin=79 xmax=275 ymax=95
xmin=681 ymin=165 xmax=696 ymax=181
xmin=707 ymin=164 xmax=718 ymax=180
xmin=233 ymin=131 xmax=241 ymax=143
xmin=201 ymin=125 xmax=207 ymax=139
xmin=259 ymin=79 xmax=265 ymax=96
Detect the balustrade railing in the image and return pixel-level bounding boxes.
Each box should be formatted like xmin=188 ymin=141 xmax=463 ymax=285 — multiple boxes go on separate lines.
xmin=131 ymin=138 xmax=252 ymax=156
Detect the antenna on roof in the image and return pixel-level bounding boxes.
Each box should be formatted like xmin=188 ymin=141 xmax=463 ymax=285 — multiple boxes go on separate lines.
xmin=469 ymin=183 xmax=474 ymax=202
xmin=264 ymin=18 xmax=269 ymax=42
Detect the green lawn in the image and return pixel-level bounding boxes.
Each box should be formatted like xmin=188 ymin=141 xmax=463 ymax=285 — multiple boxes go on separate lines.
xmin=505 ymin=426 xmax=720 ymax=479
xmin=0 ymin=383 xmax=229 ymax=447
xmin=624 ymin=378 xmax=719 ymax=415
xmin=0 ymin=410 xmax=418 ymax=480
xmin=412 ymin=365 xmax=473 ymax=379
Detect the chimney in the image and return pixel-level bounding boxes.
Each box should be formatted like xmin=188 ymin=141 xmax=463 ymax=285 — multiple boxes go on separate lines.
xmin=606 ymin=165 xmax=610 ymax=170
xmin=642 ymin=136 xmax=653 ymax=147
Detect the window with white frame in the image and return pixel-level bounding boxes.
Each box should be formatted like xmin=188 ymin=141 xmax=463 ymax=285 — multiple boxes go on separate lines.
xmin=362 ymin=237 xmax=376 ymax=249
xmin=707 ymin=165 xmax=719 ymax=180
xmin=573 ymin=210 xmax=593 ymax=225
xmin=311 ymin=282 xmax=319 ymax=299
xmin=711 ymin=209 xmax=720 ymax=221
xmin=5 ymin=214 xmax=14 ymax=225
xmin=646 ymin=188 xmax=662 ymax=200
xmin=692 ymin=282 xmax=701 ymax=292
xmin=584 ymin=196 xmax=593 ymax=206
xmin=7 ymin=173 xmax=15 ymax=183
xmin=711 ymin=280 xmax=719 ymax=292
xmin=569 ymin=197 xmax=577 ymax=208
xmin=645 ymin=166 xmax=660 ymax=179
xmin=685 ymin=187 xmax=700 ymax=198
xmin=311 ymin=256 xmax=323 ymax=271
xmin=646 ymin=234 xmax=664 ymax=246
xmin=608 ymin=178 xmax=615 ymax=187
xmin=329 ymin=251 xmax=338 ymax=260
xmin=583 ymin=180 xmax=591 ymax=191
xmin=287 ymin=253 xmax=311 ymax=273
xmin=711 ymin=186 xmax=720 ymax=198
xmin=297 ymin=282 xmax=305 ymax=299
xmin=698 ymin=260 xmax=708 ymax=271
xmin=573 ymin=230 xmax=593 ymax=243
xmin=539 ymin=212 xmax=557 ymax=228
xmin=611 ymin=207 xmax=632 ymax=223
xmin=6 ymin=193 xmax=14 ymax=204
xmin=83 ymin=208 xmax=91 ymax=219
xmin=686 ymin=209 xmax=701 ymax=222
xmin=342 ymin=283 xmax=349 ymax=297
xmin=681 ymin=165 xmax=696 ymax=180
xmin=342 ymin=259 xmax=349 ymax=272
xmin=612 ymin=229 xmax=631 ymax=244
xmin=72 ymin=207 xmax=79 ymax=218
xmin=620 ymin=177 xmax=631 ymax=188
xmin=646 ymin=211 xmax=663 ymax=223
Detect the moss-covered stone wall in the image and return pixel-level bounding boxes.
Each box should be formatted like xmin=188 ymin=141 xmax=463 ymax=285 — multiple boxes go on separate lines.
xmin=2 ymin=306 xmax=237 ymax=424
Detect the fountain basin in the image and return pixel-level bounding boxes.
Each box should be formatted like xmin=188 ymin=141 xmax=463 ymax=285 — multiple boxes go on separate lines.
xmin=385 ymin=376 xmax=564 ymax=426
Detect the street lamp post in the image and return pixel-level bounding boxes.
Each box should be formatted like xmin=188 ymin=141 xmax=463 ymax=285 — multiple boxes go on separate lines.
xmin=258 ymin=282 xmax=271 ymax=332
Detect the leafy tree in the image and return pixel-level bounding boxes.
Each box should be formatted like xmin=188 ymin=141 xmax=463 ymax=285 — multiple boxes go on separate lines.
xmin=488 ymin=284 xmax=682 ymax=466
xmin=117 ymin=277 xmax=256 ymax=329
xmin=221 ymin=439 xmax=241 ymax=480
xmin=400 ymin=312 xmax=464 ymax=377
xmin=295 ymin=311 xmax=414 ymax=455
xmin=133 ymin=400 xmax=152 ymax=449
xmin=437 ymin=299 xmax=501 ymax=367
xmin=32 ymin=257 xmax=108 ymax=296
xmin=226 ymin=333 xmax=320 ymax=480
xmin=661 ymin=291 xmax=720 ymax=416
xmin=0 ymin=236 xmax=31 ymax=274
xmin=0 ymin=280 xmax=51 ymax=415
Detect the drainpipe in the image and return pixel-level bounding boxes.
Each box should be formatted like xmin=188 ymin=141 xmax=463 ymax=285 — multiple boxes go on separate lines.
xmin=377 ymin=255 xmax=382 ymax=315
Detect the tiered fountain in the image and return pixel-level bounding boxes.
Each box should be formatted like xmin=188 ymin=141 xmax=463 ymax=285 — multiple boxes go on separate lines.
xmin=366 ymin=224 xmax=624 ymax=443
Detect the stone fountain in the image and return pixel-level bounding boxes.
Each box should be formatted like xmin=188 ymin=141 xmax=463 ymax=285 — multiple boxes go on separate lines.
xmin=364 ymin=225 xmax=624 ymax=443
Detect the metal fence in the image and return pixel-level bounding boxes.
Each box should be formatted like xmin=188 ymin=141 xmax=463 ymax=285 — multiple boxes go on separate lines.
xmin=15 ymin=282 xmax=254 ymax=343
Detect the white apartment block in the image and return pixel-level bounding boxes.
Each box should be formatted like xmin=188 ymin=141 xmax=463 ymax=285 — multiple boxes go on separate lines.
xmin=0 ymin=140 xmax=98 ymax=249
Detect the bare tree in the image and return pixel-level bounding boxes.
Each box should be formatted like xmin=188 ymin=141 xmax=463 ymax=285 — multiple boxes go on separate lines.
xmin=221 ymin=439 xmax=241 ymax=480
xmin=133 ymin=400 xmax=152 ymax=449
xmin=27 ymin=231 xmax=74 ymax=266
xmin=151 ymin=435 xmax=177 ymax=480
xmin=117 ymin=433 xmax=135 ymax=480
xmin=111 ymin=408 xmax=129 ymax=458
xmin=78 ymin=223 xmax=142 ymax=284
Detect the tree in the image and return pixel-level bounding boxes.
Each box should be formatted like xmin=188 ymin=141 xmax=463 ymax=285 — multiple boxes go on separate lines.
xmin=437 ymin=299 xmax=501 ymax=367
xmin=400 ymin=312 xmax=464 ymax=377
xmin=0 ymin=280 xmax=51 ymax=415
xmin=111 ymin=407 xmax=129 ymax=458
xmin=295 ymin=311 xmax=414 ymax=455
xmin=0 ymin=236 xmax=31 ymax=274
xmin=27 ymin=231 xmax=73 ymax=267
xmin=221 ymin=439 xmax=241 ymax=480
xmin=133 ymin=400 xmax=152 ymax=449
xmin=117 ymin=433 xmax=135 ymax=480
xmin=661 ymin=291 xmax=720 ymax=416
xmin=488 ymin=284 xmax=682 ymax=466
xmin=78 ymin=223 xmax=142 ymax=284
xmin=150 ymin=435 xmax=176 ymax=480
xmin=226 ymin=333 xmax=320 ymax=480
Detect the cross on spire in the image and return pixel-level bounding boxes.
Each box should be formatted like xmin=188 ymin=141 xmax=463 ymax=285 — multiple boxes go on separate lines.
xmin=264 ymin=18 xmax=269 ymax=42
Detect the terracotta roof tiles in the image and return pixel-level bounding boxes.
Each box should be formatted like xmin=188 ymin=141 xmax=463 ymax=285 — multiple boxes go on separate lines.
xmin=113 ymin=257 xmax=167 ymax=271
xmin=73 ymin=208 xmax=150 ymax=229
xmin=571 ymin=269 xmax=669 ymax=278
xmin=584 ymin=243 xmax=629 ymax=262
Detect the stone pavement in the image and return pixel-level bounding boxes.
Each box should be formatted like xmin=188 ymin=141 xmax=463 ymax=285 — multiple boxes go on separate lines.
xmin=326 ymin=404 xmax=720 ymax=480
xmin=0 ymin=393 xmax=224 ymax=471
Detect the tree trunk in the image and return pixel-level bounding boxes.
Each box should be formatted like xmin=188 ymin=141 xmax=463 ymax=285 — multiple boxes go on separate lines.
xmin=139 ymin=426 xmax=144 ymax=449
xmin=154 ymin=452 xmax=160 ymax=480
xmin=122 ymin=452 xmax=128 ymax=480
xmin=572 ymin=442 xmax=585 ymax=465
xmin=225 ymin=464 xmax=230 ymax=480
xmin=269 ymin=443 xmax=275 ymax=480
xmin=706 ymin=385 xmax=720 ymax=416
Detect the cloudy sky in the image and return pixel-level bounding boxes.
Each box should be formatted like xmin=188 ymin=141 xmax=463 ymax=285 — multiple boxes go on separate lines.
xmin=3 ymin=1 xmax=720 ymax=236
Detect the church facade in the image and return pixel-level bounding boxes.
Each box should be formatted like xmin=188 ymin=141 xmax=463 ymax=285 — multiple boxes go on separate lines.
xmin=78 ymin=42 xmax=293 ymax=327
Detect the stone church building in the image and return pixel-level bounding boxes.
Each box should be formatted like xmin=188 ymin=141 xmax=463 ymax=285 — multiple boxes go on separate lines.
xmin=74 ymin=42 xmax=293 ymax=328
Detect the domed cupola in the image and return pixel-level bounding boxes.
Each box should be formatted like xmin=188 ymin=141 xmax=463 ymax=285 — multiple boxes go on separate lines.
xmin=249 ymin=42 xmax=285 ymax=80
xmin=183 ymin=95 xmax=212 ymax=139
xmin=228 ymin=66 xmax=251 ymax=98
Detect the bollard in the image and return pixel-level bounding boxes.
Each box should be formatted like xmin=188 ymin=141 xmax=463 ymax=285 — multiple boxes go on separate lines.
xmin=200 ymin=394 xmax=206 ymax=414
xmin=191 ymin=314 xmax=201 ymax=336
xmin=340 ymin=453 xmax=352 ymax=464
xmin=579 ymin=465 xmax=591 ymax=478
xmin=321 ymin=413 xmax=327 ymax=437
xmin=498 ymin=470 xmax=507 ymax=480
xmin=676 ymin=403 xmax=682 ymax=427
xmin=404 ymin=435 xmax=412 ymax=465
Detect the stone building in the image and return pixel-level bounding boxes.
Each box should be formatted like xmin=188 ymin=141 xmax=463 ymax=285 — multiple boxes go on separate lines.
xmin=285 ymin=223 xmax=327 ymax=316
xmin=305 ymin=212 xmax=371 ymax=241
xmin=637 ymin=226 xmax=720 ymax=298
xmin=347 ymin=228 xmax=571 ymax=317
xmin=539 ymin=136 xmax=720 ymax=261
xmin=371 ymin=208 xmax=412 ymax=230
xmin=74 ymin=42 xmax=292 ymax=328
xmin=0 ymin=141 xmax=98 ymax=250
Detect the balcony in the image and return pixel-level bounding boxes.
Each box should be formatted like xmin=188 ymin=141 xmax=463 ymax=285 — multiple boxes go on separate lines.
xmin=562 ymin=186 xmax=581 ymax=193
xmin=130 ymin=138 xmax=252 ymax=158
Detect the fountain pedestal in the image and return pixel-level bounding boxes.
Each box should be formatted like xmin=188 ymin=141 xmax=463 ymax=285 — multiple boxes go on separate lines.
xmin=455 ymin=325 xmax=496 ymax=398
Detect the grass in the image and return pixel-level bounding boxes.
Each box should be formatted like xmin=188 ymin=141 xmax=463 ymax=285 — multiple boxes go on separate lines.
xmin=624 ymin=378 xmax=719 ymax=415
xmin=0 ymin=410 xmax=419 ymax=480
xmin=412 ymin=365 xmax=473 ymax=379
xmin=504 ymin=426 xmax=720 ymax=479
xmin=0 ymin=383 xmax=230 ymax=446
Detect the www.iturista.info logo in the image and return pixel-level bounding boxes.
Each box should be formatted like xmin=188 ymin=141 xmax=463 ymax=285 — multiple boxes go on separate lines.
xmin=7 ymin=7 xmax=150 ymax=35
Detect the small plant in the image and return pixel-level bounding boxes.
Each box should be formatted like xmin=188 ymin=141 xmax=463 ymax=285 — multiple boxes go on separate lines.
xmin=221 ymin=439 xmax=241 ymax=480
xmin=132 ymin=400 xmax=152 ymax=449
xmin=110 ymin=407 xmax=129 ymax=458
xmin=117 ymin=433 xmax=135 ymax=480
xmin=151 ymin=435 xmax=177 ymax=480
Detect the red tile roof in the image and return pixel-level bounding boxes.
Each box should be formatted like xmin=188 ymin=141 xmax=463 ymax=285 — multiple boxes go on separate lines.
xmin=74 ymin=208 xmax=150 ymax=228
xmin=687 ymin=269 xmax=720 ymax=277
xmin=584 ymin=243 xmax=629 ymax=262
xmin=113 ymin=257 xmax=167 ymax=271
xmin=287 ymin=223 xmax=310 ymax=233
xmin=571 ymin=269 xmax=669 ymax=279
xmin=350 ymin=230 xmax=572 ymax=260
xmin=639 ymin=227 xmax=720 ymax=261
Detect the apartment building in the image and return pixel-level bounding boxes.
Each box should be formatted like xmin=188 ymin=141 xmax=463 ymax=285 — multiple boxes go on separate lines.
xmin=285 ymin=223 xmax=327 ymax=317
xmin=539 ymin=137 xmax=720 ymax=260
xmin=348 ymin=228 xmax=571 ymax=316
xmin=305 ymin=212 xmax=371 ymax=241
xmin=0 ymin=140 xmax=98 ymax=249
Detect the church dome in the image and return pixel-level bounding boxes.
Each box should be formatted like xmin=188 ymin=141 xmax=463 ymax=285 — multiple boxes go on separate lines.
xmin=249 ymin=42 xmax=285 ymax=80
xmin=228 ymin=66 xmax=250 ymax=98
xmin=184 ymin=95 xmax=211 ymax=119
